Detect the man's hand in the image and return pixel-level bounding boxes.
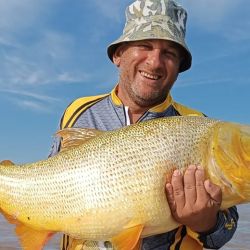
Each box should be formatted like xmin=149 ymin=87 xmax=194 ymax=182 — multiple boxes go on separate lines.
xmin=165 ymin=165 xmax=222 ymax=233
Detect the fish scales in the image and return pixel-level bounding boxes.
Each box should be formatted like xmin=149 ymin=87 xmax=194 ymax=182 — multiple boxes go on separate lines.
xmin=0 ymin=116 xmax=250 ymax=249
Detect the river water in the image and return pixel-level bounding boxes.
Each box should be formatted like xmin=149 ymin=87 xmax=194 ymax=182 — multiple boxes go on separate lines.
xmin=0 ymin=204 xmax=249 ymax=250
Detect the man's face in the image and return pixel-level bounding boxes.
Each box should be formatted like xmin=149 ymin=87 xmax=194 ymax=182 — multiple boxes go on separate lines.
xmin=113 ymin=39 xmax=182 ymax=108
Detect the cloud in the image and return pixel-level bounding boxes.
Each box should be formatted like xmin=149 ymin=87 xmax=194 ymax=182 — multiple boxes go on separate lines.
xmin=91 ymin=0 xmax=130 ymax=22
xmin=0 ymin=35 xmax=18 ymax=48
xmin=0 ymin=0 xmax=58 ymax=31
xmin=0 ymin=1 xmax=51 ymax=52
xmin=178 ymin=0 xmax=250 ymax=43
xmin=0 ymin=1 xmax=90 ymax=87
xmin=176 ymin=78 xmax=232 ymax=88
xmin=15 ymin=99 xmax=52 ymax=112
xmin=0 ymin=29 xmax=90 ymax=88
xmin=181 ymin=0 xmax=240 ymax=26
xmin=223 ymin=20 xmax=250 ymax=42
xmin=0 ymin=88 xmax=59 ymax=102
xmin=0 ymin=88 xmax=60 ymax=112
xmin=0 ymin=0 xmax=98 ymax=113
xmin=0 ymin=56 xmax=82 ymax=88
xmin=176 ymin=75 xmax=250 ymax=88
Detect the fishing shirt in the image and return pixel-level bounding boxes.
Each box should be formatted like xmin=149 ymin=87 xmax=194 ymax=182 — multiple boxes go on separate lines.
xmin=49 ymin=87 xmax=239 ymax=250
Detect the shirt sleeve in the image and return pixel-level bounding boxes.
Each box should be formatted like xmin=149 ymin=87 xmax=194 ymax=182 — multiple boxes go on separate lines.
xmin=197 ymin=206 xmax=238 ymax=249
xmin=48 ymin=136 xmax=61 ymax=157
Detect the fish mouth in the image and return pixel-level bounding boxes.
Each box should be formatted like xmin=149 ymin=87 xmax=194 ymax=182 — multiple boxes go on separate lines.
xmin=239 ymin=125 xmax=250 ymax=162
xmin=139 ymin=70 xmax=162 ymax=80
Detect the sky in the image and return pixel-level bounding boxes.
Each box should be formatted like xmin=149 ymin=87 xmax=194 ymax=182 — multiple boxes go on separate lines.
xmin=0 ymin=0 xmax=249 ymax=164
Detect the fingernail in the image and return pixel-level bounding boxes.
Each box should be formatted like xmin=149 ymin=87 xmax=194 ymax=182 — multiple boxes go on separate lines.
xmin=166 ymin=183 xmax=171 ymax=192
xmin=188 ymin=165 xmax=197 ymax=170
xmin=197 ymin=165 xmax=203 ymax=170
xmin=166 ymin=183 xmax=171 ymax=188
xmin=173 ymin=170 xmax=181 ymax=176
xmin=205 ymin=179 xmax=211 ymax=187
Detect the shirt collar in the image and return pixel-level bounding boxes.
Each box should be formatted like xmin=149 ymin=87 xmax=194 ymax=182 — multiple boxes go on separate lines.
xmin=110 ymin=85 xmax=123 ymax=105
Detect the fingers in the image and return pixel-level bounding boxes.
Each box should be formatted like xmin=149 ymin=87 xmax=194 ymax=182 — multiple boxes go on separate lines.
xmin=204 ymin=179 xmax=222 ymax=206
xmin=170 ymin=170 xmax=185 ymax=211
xmin=183 ymin=165 xmax=197 ymax=206
xmin=165 ymin=183 xmax=176 ymax=213
xmin=166 ymin=165 xmax=210 ymax=210
xmin=195 ymin=166 xmax=209 ymax=204
xmin=166 ymin=165 xmax=220 ymax=207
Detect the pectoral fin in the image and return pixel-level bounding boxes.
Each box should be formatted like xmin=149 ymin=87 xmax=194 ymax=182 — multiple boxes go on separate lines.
xmin=112 ymin=224 xmax=143 ymax=250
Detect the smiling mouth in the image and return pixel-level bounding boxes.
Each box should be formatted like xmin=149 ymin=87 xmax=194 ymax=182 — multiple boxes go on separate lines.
xmin=139 ymin=70 xmax=161 ymax=80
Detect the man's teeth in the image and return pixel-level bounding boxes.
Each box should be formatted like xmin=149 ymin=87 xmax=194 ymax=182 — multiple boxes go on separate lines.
xmin=140 ymin=71 xmax=160 ymax=80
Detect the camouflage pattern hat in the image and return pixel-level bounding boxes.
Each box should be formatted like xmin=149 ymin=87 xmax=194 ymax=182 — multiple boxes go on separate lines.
xmin=107 ymin=0 xmax=192 ymax=72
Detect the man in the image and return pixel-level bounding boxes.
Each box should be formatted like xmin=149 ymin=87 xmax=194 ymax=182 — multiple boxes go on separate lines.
xmin=50 ymin=0 xmax=238 ymax=249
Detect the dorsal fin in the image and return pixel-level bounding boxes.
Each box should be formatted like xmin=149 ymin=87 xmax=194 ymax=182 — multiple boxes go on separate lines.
xmin=56 ymin=128 xmax=105 ymax=152
xmin=0 ymin=160 xmax=15 ymax=166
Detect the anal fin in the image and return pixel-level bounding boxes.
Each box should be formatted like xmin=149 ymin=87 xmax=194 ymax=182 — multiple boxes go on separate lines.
xmin=112 ymin=224 xmax=144 ymax=250
xmin=16 ymin=223 xmax=55 ymax=250
xmin=0 ymin=208 xmax=54 ymax=250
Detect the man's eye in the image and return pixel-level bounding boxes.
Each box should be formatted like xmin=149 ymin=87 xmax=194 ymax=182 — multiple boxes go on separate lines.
xmin=137 ymin=44 xmax=151 ymax=49
xmin=164 ymin=51 xmax=177 ymax=58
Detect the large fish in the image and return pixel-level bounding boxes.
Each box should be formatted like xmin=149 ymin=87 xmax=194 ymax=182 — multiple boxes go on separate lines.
xmin=0 ymin=116 xmax=250 ymax=250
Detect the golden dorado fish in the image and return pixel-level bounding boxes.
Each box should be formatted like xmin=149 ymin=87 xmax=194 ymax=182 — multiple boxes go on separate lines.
xmin=0 ymin=116 xmax=250 ymax=250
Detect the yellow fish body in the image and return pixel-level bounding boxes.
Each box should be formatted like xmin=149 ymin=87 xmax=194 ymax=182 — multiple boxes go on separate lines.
xmin=0 ymin=116 xmax=250 ymax=250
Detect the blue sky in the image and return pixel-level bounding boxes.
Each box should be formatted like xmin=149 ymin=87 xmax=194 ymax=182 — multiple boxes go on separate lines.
xmin=0 ymin=0 xmax=249 ymax=163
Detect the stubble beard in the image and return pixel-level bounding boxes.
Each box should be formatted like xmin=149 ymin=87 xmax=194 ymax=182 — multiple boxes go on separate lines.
xmin=127 ymin=81 xmax=169 ymax=108
xmin=119 ymin=69 xmax=172 ymax=108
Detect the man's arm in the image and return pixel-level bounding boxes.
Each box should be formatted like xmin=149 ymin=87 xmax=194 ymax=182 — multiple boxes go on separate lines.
xmin=197 ymin=206 xmax=238 ymax=249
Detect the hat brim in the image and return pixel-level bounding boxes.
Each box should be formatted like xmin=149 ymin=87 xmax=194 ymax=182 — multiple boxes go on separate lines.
xmin=107 ymin=36 xmax=192 ymax=73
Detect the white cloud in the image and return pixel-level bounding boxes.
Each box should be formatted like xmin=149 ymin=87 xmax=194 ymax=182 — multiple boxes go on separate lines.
xmin=176 ymin=76 xmax=250 ymax=88
xmin=0 ymin=88 xmax=60 ymax=112
xmin=0 ymin=0 xmax=93 ymax=112
xmin=0 ymin=88 xmax=59 ymax=102
xmin=0 ymin=0 xmax=87 ymax=90
xmin=0 ymin=0 xmax=58 ymax=31
xmin=91 ymin=0 xmax=129 ymax=22
xmin=0 ymin=35 xmax=18 ymax=48
xmin=0 ymin=29 xmax=90 ymax=89
xmin=223 ymin=21 xmax=250 ymax=42
xmin=36 ymin=31 xmax=75 ymax=61
xmin=182 ymin=0 xmax=239 ymax=26
xmin=178 ymin=0 xmax=249 ymax=37
xmin=57 ymin=72 xmax=89 ymax=83
xmin=16 ymin=99 xmax=52 ymax=112
xmin=176 ymin=78 xmax=232 ymax=88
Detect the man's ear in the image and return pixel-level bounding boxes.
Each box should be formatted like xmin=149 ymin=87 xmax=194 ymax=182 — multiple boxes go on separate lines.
xmin=113 ymin=43 xmax=126 ymax=67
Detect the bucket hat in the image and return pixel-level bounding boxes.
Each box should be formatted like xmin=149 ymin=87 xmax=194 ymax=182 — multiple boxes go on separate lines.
xmin=107 ymin=0 xmax=192 ymax=72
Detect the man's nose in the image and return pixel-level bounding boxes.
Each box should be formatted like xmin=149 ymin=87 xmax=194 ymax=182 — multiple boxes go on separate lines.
xmin=146 ymin=49 xmax=164 ymax=68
